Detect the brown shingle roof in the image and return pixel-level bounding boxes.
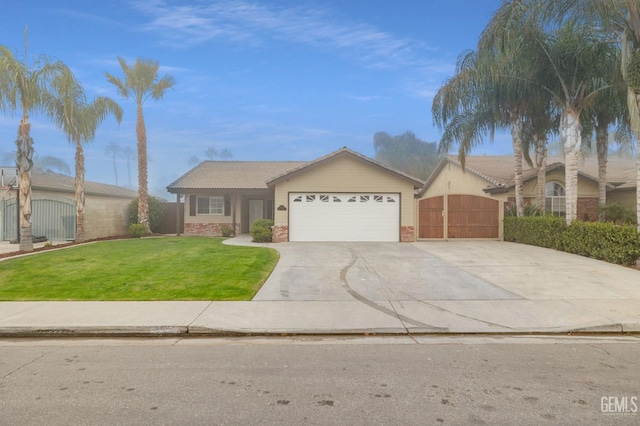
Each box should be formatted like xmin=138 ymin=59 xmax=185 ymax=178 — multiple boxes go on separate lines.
xmin=266 ymin=147 xmax=425 ymax=188
xmin=2 ymin=170 xmax=138 ymax=198
xmin=167 ymin=148 xmax=425 ymax=193
xmin=167 ymin=161 xmax=307 ymax=192
xmin=447 ymin=155 xmax=636 ymax=189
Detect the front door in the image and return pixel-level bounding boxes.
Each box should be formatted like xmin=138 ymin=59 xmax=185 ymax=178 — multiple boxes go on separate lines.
xmin=248 ymin=199 xmax=264 ymax=229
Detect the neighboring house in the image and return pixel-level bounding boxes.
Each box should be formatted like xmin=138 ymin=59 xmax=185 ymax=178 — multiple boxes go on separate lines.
xmin=0 ymin=168 xmax=137 ymax=241
xmin=417 ymin=155 xmax=637 ymax=240
xmin=166 ymin=147 xmax=424 ymax=242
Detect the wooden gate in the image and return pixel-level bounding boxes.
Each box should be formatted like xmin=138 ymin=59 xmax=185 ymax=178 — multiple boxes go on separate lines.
xmin=418 ymin=196 xmax=444 ymax=239
xmin=447 ymin=195 xmax=499 ymax=238
xmin=418 ymin=194 xmax=499 ymax=239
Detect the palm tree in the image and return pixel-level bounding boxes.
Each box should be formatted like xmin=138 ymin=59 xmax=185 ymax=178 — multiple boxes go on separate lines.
xmin=433 ymin=40 xmax=549 ymax=216
xmin=105 ymin=57 xmax=175 ymax=233
xmin=581 ymin=81 xmax=630 ymax=221
xmin=539 ymin=0 xmax=640 ymax=231
xmin=482 ymin=2 xmax=619 ymax=224
xmin=105 ymin=141 xmax=122 ymax=186
xmin=0 ymin=33 xmax=65 ymax=251
xmin=49 ymin=66 xmax=122 ymax=243
xmin=122 ymin=145 xmax=135 ymax=187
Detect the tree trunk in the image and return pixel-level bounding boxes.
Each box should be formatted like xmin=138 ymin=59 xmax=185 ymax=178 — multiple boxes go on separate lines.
xmin=75 ymin=137 xmax=86 ymax=243
xmin=16 ymin=120 xmax=34 ymax=252
xmin=534 ymin=134 xmax=547 ymax=210
xmin=595 ymin=122 xmax=608 ymax=222
xmin=510 ymin=112 xmax=525 ymax=216
xmin=562 ymin=108 xmax=582 ymax=225
xmin=136 ymin=103 xmax=150 ymax=233
xmin=112 ymin=152 xmax=118 ymax=187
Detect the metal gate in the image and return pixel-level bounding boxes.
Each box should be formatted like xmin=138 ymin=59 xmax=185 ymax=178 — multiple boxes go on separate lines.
xmin=2 ymin=197 xmax=76 ymax=241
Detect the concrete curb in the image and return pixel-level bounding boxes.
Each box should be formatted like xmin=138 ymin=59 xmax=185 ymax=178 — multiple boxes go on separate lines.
xmin=1 ymin=324 xmax=639 ymax=338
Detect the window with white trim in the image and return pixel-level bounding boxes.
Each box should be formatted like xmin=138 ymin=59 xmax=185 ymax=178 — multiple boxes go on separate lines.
xmin=197 ymin=196 xmax=224 ymax=215
xmin=545 ymin=182 xmax=566 ymax=216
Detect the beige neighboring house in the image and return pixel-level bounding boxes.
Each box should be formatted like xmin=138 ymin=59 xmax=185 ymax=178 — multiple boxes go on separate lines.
xmin=1 ymin=168 xmax=137 ymax=241
xmin=417 ymin=155 xmax=637 ymax=240
xmin=167 ymin=147 xmax=424 ymax=242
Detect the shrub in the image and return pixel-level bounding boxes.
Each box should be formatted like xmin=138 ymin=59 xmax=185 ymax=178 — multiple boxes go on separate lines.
xmin=220 ymin=224 xmax=234 ymax=237
xmin=129 ymin=223 xmax=148 ymax=238
xmin=504 ymin=203 xmax=544 ymax=217
xmin=505 ymin=216 xmax=640 ymax=266
xmin=250 ymin=219 xmax=274 ymax=243
xmin=129 ymin=196 xmax=163 ymax=233
xmin=600 ymin=203 xmax=637 ymax=225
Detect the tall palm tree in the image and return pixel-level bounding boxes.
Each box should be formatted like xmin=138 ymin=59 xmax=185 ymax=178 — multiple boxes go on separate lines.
xmin=105 ymin=57 xmax=175 ymax=233
xmin=49 ymin=66 xmax=122 ymax=243
xmin=433 ymin=39 xmax=549 ymax=216
xmin=581 ymin=81 xmax=630 ymax=221
xmin=122 ymin=145 xmax=135 ymax=187
xmin=0 ymin=34 xmax=65 ymax=251
xmin=482 ymin=2 xmax=619 ymax=224
xmin=105 ymin=141 xmax=122 ymax=186
xmin=540 ymin=0 xmax=640 ymax=231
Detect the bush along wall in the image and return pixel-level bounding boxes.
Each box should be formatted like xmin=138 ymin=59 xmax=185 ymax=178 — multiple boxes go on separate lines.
xmin=504 ymin=216 xmax=640 ymax=266
xmin=250 ymin=219 xmax=274 ymax=243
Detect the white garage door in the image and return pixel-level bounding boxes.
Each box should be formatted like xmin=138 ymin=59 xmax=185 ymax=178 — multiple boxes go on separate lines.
xmin=289 ymin=193 xmax=400 ymax=242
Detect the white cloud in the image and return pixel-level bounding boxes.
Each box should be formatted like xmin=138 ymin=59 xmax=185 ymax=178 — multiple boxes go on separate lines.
xmin=130 ymin=0 xmax=431 ymax=67
xmin=343 ymin=94 xmax=381 ymax=102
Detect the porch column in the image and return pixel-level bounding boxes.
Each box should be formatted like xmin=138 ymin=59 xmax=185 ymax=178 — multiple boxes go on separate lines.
xmin=232 ymin=193 xmax=237 ymax=235
xmin=176 ymin=193 xmax=181 ymax=236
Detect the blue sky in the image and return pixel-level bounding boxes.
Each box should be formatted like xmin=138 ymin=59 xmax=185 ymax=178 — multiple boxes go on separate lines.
xmin=1 ymin=0 xmax=507 ymax=197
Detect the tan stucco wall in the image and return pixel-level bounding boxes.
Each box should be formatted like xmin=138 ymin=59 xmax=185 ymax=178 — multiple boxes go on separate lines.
xmin=519 ymin=169 xmax=599 ymax=198
xmin=83 ymin=194 xmax=132 ymax=240
xmin=421 ymin=161 xmax=508 ymax=201
xmin=273 ymin=155 xmax=417 ymax=229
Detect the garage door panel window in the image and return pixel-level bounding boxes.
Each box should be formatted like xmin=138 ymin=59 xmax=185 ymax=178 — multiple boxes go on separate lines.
xmin=197 ymin=196 xmax=224 ymax=215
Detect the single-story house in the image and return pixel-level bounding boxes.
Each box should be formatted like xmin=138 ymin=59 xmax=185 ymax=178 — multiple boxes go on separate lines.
xmin=167 ymin=149 xmax=638 ymax=242
xmin=417 ymin=155 xmax=637 ymax=240
xmin=1 ymin=168 xmax=138 ymax=241
xmin=166 ymin=147 xmax=424 ymax=242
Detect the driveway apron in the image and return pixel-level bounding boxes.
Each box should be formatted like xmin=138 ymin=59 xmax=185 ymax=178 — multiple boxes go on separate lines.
xmin=252 ymin=242 xmax=520 ymax=302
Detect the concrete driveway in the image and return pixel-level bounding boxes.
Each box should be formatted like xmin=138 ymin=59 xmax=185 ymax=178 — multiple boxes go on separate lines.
xmin=253 ymin=240 xmax=640 ymax=302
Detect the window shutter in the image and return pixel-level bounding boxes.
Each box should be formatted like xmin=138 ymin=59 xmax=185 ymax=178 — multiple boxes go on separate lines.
xmin=189 ymin=195 xmax=196 ymax=216
xmin=224 ymin=195 xmax=231 ymax=216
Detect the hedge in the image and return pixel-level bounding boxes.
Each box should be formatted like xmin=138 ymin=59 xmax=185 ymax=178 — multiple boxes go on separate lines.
xmin=504 ymin=216 xmax=640 ymax=266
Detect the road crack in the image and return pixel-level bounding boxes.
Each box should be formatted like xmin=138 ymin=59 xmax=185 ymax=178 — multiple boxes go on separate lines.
xmin=2 ymin=351 xmax=51 ymax=380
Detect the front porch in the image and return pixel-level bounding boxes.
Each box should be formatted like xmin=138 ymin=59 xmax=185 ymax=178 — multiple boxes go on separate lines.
xmin=179 ymin=189 xmax=275 ymax=237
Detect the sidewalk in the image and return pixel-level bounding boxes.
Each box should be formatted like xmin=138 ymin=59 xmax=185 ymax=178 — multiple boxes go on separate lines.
xmin=1 ymin=298 xmax=639 ymax=337
xmin=1 ymin=235 xmax=639 ymax=337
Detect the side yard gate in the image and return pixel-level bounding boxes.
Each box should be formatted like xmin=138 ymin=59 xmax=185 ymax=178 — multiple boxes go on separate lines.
xmin=1 ymin=197 xmax=76 ymax=241
xmin=418 ymin=194 xmax=501 ymax=240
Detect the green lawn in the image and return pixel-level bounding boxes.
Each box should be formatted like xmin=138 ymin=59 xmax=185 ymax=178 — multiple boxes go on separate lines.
xmin=0 ymin=237 xmax=279 ymax=301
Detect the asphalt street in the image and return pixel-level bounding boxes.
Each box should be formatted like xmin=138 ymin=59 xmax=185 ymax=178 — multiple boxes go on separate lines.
xmin=1 ymin=336 xmax=639 ymax=425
